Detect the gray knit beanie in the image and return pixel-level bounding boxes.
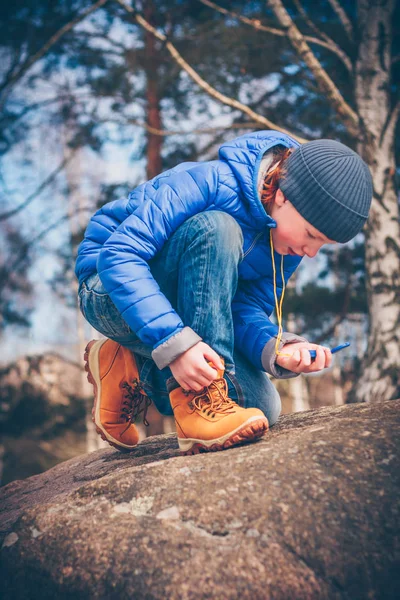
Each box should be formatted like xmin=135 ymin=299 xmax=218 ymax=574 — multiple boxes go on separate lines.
xmin=279 ymin=139 xmax=373 ymax=243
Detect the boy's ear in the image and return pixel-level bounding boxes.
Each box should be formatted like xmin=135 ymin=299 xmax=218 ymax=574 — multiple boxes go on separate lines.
xmin=275 ymin=188 xmax=287 ymax=207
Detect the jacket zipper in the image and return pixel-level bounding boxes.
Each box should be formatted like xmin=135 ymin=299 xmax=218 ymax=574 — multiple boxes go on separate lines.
xmin=243 ymin=231 xmax=264 ymax=258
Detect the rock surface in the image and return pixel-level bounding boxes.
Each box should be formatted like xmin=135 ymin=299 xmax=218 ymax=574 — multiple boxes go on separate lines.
xmin=1 ymin=400 xmax=399 ymax=600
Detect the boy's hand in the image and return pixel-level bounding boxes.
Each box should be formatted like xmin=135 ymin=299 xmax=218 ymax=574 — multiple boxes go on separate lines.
xmin=275 ymin=342 xmax=332 ymax=374
xmin=169 ymin=341 xmax=224 ymax=391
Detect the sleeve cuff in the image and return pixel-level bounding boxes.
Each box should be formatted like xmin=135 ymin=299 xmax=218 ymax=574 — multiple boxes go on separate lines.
xmin=261 ymin=332 xmax=309 ymax=379
xmin=151 ymin=326 xmax=202 ymax=370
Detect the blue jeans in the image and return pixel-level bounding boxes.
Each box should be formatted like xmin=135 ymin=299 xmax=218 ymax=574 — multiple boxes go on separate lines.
xmin=78 ymin=211 xmax=281 ymax=425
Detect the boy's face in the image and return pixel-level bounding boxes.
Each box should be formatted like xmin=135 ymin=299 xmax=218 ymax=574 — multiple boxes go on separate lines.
xmin=268 ymin=189 xmax=337 ymax=257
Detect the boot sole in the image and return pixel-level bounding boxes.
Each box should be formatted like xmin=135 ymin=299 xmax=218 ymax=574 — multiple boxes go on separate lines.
xmin=84 ymin=339 xmax=137 ymax=452
xmin=178 ymin=416 xmax=269 ymax=455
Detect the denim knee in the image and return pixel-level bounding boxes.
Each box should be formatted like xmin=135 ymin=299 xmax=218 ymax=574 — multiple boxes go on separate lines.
xmin=230 ymin=350 xmax=282 ymax=426
xmin=264 ymin=384 xmax=282 ymax=426
xmin=186 ymin=210 xmax=244 ymax=260
xmin=247 ymin=377 xmax=281 ymax=426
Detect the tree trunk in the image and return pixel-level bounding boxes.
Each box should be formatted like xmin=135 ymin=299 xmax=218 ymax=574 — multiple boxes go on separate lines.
xmin=144 ymin=2 xmax=162 ymax=179
xmin=349 ymin=0 xmax=400 ymax=402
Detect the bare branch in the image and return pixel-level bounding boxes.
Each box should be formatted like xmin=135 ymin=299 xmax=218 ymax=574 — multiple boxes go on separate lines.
xmin=128 ymin=79 xmax=287 ymax=140
xmin=0 ymin=0 xmax=108 ymax=108
xmin=198 ymin=0 xmax=352 ymax=74
xmin=2 ymin=45 xmax=26 ymax=89
xmin=292 ymin=0 xmax=330 ymax=42
xmin=125 ymin=81 xmax=289 ymax=139
xmin=127 ymin=119 xmax=262 ymax=136
xmin=113 ymin=0 xmax=307 ymax=144
xmin=194 ymin=86 xmax=287 ymax=159
xmin=198 ymin=0 xmax=287 ymax=36
xmin=267 ymin=0 xmax=359 ymax=138
xmin=327 ymin=0 xmax=354 ymax=43
xmin=100 ymin=115 xmax=266 ymax=136
xmin=0 ymin=152 xmax=76 ymax=221
xmin=292 ymin=0 xmax=352 ymax=74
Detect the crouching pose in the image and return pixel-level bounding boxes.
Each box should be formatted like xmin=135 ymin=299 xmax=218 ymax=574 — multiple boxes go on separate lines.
xmin=75 ymin=130 xmax=372 ymax=455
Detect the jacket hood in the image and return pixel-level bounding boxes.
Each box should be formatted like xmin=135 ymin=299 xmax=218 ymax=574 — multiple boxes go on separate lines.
xmin=218 ymin=130 xmax=300 ymax=229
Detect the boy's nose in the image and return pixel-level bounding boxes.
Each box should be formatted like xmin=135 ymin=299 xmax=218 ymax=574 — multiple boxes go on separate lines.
xmin=305 ymin=247 xmax=318 ymax=258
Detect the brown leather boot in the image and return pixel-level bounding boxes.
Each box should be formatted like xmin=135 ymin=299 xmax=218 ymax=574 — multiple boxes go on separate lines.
xmin=84 ymin=339 xmax=151 ymax=451
xmin=168 ymin=361 xmax=268 ymax=455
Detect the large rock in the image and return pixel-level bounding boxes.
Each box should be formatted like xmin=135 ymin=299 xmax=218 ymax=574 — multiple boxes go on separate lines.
xmin=1 ymin=400 xmax=399 ymax=599
xmin=0 ymin=353 xmax=88 ymax=485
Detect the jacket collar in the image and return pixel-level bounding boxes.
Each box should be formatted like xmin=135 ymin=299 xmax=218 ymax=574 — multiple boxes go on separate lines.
xmin=219 ymin=130 xmax=300 ymax=230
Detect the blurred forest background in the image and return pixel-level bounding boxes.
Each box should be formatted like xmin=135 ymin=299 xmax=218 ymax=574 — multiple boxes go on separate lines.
xmin=0 ymin=0 xmax=399 ymax=486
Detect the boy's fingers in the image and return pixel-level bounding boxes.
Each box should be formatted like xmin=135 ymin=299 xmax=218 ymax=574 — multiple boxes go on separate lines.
xmin=198 ymin=359 xmax=222 ymax=379
xmin=204 ymin=365 xmax=221 ymax=380
xmin=318 ymin=346 xmax=329 ymax=369
xmin=317 ymin=346 xmax=326 ymax=370
xmin=324 ymin=347 xmax=332 ymax=368
xmin=300 ymin=348 xmax=311 ymax=366
xmin=193 ymin=374 xmax=213 ymax=388
xmin=203 ymin=348 xmax=224 ymax=371
xmin=293 ymin=350 xmax=301 ymax=363
xmin=311 ymin=346 xmax=323 ymax=370
xmin=186 ymin=375 xmax=206 ymax=391
xmin=281 ymin=345 xmax=335 ymax=373
xmin=179 ymin=379 xmax=190 ymax=391
xmin=313 ymin=346 xmax=331 ymax=371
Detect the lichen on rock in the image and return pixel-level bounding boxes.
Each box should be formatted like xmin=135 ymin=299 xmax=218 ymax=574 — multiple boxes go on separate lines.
xmin=1 ymin=400 xmax=399 ymax=599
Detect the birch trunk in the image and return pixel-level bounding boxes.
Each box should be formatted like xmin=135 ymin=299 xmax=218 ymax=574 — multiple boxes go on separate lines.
xmin=350 ymin=0 xmax=400 ymax=402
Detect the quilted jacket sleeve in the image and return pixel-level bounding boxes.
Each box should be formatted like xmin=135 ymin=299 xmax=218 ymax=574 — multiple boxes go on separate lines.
xmin=232 ymin=277 xmax=308 ymax=379
xmin=96 ymin=164 xmax=220 ymax=370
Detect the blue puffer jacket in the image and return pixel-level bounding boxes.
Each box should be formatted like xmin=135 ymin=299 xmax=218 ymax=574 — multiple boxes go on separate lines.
xmin=75 ymin=130 xmax=307 ymax=378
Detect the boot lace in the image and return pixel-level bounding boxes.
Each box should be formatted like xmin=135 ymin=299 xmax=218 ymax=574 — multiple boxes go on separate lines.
xmin=186 ymin=377 xmax=238 ymax=417
xmin=120 ymin=379 xmax=151 ymax=435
